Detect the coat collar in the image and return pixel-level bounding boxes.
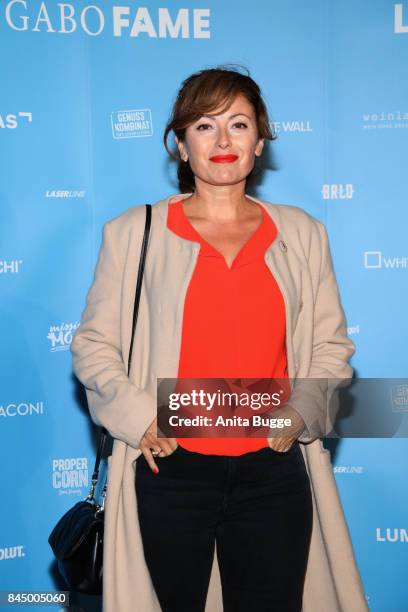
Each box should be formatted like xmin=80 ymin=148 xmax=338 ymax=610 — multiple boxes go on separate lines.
xmin=154 ymin=192 xmax=289 ymax=250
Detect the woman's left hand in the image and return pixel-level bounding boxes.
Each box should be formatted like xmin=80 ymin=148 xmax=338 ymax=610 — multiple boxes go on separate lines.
xmin=267 ymin=405 xmax=306 ymax=452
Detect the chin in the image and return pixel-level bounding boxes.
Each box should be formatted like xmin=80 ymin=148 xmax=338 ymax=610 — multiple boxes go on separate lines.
xmin=206 ymin=172 xmax=249 ymax=185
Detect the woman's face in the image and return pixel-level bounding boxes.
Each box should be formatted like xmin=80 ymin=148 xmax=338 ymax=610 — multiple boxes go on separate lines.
xmin=176 ymin=93 xmax=265 ymax=189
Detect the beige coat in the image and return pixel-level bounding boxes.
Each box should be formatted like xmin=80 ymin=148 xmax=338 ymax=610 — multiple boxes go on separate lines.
xmin=71 ymin=192 xmax=369 ymax=612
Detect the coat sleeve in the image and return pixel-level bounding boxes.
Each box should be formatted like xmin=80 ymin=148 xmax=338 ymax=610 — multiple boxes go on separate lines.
xmin=287 ymin=219 xmax=356 ymax=443
xmin=70 ymin=219 xmax=157 ymax=450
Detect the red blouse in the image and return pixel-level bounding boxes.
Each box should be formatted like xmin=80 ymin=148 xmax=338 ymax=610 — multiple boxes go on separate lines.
xmin=166 ymin=197 xmax=289 ymax=455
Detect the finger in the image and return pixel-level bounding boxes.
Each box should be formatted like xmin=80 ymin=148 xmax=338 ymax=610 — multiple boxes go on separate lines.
xmin=144 ymin=431 xmax=164 ymax=453
xmin=140 ymin=444 xmax=159 ymax=473
xmin=145 ymin=428 xmax=167 ymax=447
xmin=146 ymin=432 xmax=176 ymax=456
xmin=145 ymin=449 xmax=160 ymax=473
xmin=268 ymin=437 xmax=287 ymax=452
xmin=145 ymin=429 xmax=158 ymax=442
xmin=154 ymin=440 xmax=174 ymax=456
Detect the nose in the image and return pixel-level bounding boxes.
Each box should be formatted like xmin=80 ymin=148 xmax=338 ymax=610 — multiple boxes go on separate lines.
xmin=216 ymin=125 xmax=231 ymax=150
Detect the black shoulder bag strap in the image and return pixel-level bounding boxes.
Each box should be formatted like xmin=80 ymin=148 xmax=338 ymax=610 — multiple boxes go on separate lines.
xmin=87 ymin=204 xmax=152 ymax=505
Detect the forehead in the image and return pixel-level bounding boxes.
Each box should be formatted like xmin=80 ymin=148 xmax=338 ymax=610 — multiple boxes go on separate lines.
xmin=201 ymin=93 xmax=255 ymax=119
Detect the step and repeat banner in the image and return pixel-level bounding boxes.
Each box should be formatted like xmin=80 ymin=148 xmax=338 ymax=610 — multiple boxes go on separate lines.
xmin=1 ymin=1 xmax=407 ymax=610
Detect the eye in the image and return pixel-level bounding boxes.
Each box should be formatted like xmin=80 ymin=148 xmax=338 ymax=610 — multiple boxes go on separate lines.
xmin=195 ymin=121 xmax=248 ymax=131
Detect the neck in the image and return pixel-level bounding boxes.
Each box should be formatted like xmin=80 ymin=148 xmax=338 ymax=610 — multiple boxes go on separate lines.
xmin=183 ymin=180 xmax=255 ymax=221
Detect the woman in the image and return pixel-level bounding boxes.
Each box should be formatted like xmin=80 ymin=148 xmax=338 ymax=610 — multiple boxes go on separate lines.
xmin=71 ymin=67 xmax=368 ymax=612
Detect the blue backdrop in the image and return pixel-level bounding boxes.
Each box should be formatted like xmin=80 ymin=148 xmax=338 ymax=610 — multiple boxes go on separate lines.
xmin=1 ymin=1 xmax=407 ymax=610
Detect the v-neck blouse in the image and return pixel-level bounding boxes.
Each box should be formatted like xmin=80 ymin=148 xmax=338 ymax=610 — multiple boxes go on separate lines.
xmin=166 ymin=198 xmax=289 ymax=455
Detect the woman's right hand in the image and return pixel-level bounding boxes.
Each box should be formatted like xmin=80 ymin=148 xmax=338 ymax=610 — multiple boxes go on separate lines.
xmin=139 ymin=417 xmax=179 ymax=473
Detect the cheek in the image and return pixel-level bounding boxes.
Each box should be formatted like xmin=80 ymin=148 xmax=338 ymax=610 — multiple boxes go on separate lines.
xmin=241 ymin=135 xmax=260 ymax=153
xmin=186 ymin=138 xmax=208 ymax=159
xmin=236 ymin=146 xmax=258 ymax=165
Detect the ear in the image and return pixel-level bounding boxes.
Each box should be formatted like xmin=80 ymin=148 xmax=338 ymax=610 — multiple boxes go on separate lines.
xmin=175 ymin=136 xmax=186 ymax=160
xmin=255 ymin=138 xmax=265 ymax=157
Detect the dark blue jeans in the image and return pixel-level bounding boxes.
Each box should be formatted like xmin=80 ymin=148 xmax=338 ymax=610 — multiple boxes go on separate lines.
xmin=135 ymin=441 xmax=313 ymax=612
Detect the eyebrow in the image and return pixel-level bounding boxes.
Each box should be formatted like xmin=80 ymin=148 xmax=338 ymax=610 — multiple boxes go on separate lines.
xmin=199 ymin=113 xmax=252 ymax=120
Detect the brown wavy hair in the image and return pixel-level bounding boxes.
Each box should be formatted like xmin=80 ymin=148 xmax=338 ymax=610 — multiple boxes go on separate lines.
xmin=163 ymin=65 xmax=276 ymax=193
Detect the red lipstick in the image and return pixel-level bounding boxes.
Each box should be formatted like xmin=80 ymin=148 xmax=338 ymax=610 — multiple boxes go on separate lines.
xmin=209 ymin=155 xmax=238 ymax=163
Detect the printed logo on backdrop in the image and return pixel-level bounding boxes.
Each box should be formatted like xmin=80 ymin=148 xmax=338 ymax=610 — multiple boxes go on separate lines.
xmin=347 ymin=324 xmax=360 ymax=336
xmin=395 ymin=4 xmax=408 ymax=33
xmin=0 ymin=546 xmax=26 ymax=561
xmin=362 ymin=110 xmax=408 ymax=130
xmin=0 ymin=112 xmax=32 ymax=129
xmin=376 ymin=528 xmax=408 ymax=542
xmin=0 ymin=401 xmax=44 ymax=418
xmin=111 ymin=109 xmax=153 ymax=139
xmin=333 ymin=465 xmax=364 ymax=474
xmin=0 ymin=259 xmax=22 ymax=274
xmin=47 ymin=322 xmax=79 ymax=352
xmin=45 ymin=190 xmax=85 ymax=198
xmin=364 ymin=252 xmax=408 ymax=269
xmin=4 ymin=3 xmax=211 ymax=38
xmin=52 ymin=458 xmax=89 ymax=496
xmin=391 ymin=384 xmax=408 ymax=412
xmin=321 ymin=184 xmax=354 ymax=200
xmin=269 ymin=120 xmax=312 ymax=136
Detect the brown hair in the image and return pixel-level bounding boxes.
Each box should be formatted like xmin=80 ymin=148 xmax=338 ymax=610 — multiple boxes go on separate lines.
xmin=163 ymin=65 xmax=276 ymax=193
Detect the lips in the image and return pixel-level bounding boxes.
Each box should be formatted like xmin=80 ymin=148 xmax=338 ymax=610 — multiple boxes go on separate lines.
xmin=209 ymin=155 xmax=238 ymax=163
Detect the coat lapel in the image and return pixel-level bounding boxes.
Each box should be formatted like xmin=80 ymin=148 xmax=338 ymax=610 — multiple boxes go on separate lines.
xmin=151 ymin=193 xmax=302 ymax=383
